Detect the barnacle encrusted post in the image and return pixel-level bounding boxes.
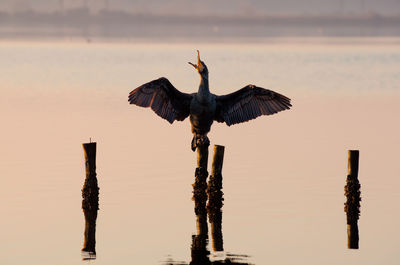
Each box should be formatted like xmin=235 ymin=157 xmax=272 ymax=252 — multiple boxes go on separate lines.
xmin=192 ymin=137 xmax=210 ymax=235
xmin=82 ymin=142 xmax=99 ymax=257
xmin=344 ymin=150 xmax=361 ymax=249
xmin=191 ymin=138 xmax=211 ymax=264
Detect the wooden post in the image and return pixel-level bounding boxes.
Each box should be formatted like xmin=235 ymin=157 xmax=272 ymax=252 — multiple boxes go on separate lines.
xmin=191 ymin=138 xmax=210 ymax=264
xmin=196 ymin=138 xmax=209 ymax=170
xmin=207 ymin=145 xmax=225 ymax=251
xmin=82 ymin=142 xmax=99 ymax=257
xmin=211 ymin=145 xmax=225 ymax=177
xmin=192 ymin=137 xmax=210 ymax=232
xmin=344 ymin=150 xmax=361 ymax=249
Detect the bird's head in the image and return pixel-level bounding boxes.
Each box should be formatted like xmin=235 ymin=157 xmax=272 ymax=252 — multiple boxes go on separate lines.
xmin=188 ymin=50 xmax=208 ymax=77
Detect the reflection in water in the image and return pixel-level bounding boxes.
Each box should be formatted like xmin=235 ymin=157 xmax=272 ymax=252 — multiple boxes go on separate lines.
xmin=207 ymin=163 xmax=224 ymax=252
xmin=164 ymin=146 xmax=251 ymax=265
xmin=191 ymin=167 xmax=211 ymax=265
xmin=81 ymin=177 xmax=99 ymax=260
xmin=81 ymin=143 xmax=99 ymax=260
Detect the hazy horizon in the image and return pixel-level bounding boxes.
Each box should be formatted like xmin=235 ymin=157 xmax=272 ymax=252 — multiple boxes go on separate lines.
xmin=1 ymin=0 xmax=400 ymax=16
xmin=1 ymin=0 xmax=400 ymax=40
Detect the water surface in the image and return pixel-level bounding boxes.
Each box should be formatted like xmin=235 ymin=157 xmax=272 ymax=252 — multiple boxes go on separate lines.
xmin=0 ymin=40 xmax=399 ymax=264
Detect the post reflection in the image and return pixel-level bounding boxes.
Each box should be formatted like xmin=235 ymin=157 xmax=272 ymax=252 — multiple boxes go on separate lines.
xmin=207 ymin=169 xmax=224 ymax=252
xmin=191 ymin=167 xmax=211 ymax=265
xmin=81 ymin=176 xmax=99 ymax=259
xmin=163 ymin=152 xmax=251 ymax=265
xmin=81 ymin=142 xmax=99 ymax=260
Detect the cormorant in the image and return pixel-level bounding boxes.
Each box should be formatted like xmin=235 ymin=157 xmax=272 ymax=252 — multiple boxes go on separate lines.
xmin=129 ymin=51 xmax=291 ymax=151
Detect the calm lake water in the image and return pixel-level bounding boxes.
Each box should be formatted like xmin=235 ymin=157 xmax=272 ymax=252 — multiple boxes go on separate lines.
xmin=0 ymin=39 xmax=400 ymax=265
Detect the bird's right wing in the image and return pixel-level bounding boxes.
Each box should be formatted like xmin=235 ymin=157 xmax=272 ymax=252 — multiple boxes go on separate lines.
xmin=129 ymin=77 xmax=193 ymax=123
xmin=214 ymin=85 xmax=291 ymax=126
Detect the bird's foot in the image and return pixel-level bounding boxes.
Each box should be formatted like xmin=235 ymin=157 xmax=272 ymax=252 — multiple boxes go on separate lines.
xmin=196 ymin=135 xmax=210 ymax=149
xmin=191 ymin=136 xmax=197 ymax=152
xmin=198 ymin=135 xmax=210 ymax=147
xmin=191 ymin=135 xmax=210 ymax=152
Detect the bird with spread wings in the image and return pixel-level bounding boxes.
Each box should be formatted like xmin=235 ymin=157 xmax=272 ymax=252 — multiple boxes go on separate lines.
xmin=129 ymin=51 xmax=291 ymax=151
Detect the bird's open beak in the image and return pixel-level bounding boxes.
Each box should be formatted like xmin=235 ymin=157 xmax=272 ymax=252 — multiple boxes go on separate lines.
xmin=188 ymin=50 xmax=204 ymax=72
xmin=188 ymin=61 xmax=197 ymax=69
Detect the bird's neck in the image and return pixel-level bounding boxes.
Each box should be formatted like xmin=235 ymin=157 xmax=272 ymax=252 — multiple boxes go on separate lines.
xmin=197 ymin=75 xmax=210 ymax=103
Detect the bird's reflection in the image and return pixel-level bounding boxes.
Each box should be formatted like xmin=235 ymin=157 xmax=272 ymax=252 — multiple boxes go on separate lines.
xmin=164 ymin=167 xmax=251 ymax=265
xmin=81 ymin=171 xmax=99 ymax=260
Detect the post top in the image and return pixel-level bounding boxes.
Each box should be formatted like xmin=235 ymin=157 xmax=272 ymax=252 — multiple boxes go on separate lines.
xmin=348 ymin=150 xmax=359 ymax=153
xmin=83 ymin=142 xmax=97 ymax=145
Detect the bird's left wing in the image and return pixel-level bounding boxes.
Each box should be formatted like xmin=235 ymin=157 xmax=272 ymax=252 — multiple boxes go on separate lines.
xmin=214 ymin=85 xmax=291 ymax=126
xmin=129 ymin=77 xmax=193 ymax=123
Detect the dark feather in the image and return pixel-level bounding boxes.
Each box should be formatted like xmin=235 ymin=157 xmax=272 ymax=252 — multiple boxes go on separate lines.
xmin=129 ymin=77 xmax=193 ymax=123
xmin=214 ymin=85 xmax=292 ymax=126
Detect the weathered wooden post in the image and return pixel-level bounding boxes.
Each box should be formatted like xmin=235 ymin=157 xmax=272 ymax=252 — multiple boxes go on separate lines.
xmin=344 ymin=150 xmax=361 ymax=249
xmin=211 ymin=145 xmax=224 ymax=177
xmin=207 ymin=145 xmax=225 ymax=252
xmin=196 ymin=138 xmax=209 ymax=171
xmin=191 ymin=139 xmax=211 ymax=264
xmin=82 ymin=142 xmax=99 ymax=257
xmin=192 ymin=139 xmax=210 ymax=235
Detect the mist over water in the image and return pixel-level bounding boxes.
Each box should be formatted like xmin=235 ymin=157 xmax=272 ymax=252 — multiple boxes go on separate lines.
xmin=1 ymin=0 xmax=400 ymax=40
xmin=2 ymin=0 xmax=400 ymax=15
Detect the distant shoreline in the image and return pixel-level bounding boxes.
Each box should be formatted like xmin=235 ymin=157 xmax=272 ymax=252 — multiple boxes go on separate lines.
xmin=1 ymin=10 xmax=400 ymax=40
xmin=1 ymin=36 xmax=400 ymax=46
